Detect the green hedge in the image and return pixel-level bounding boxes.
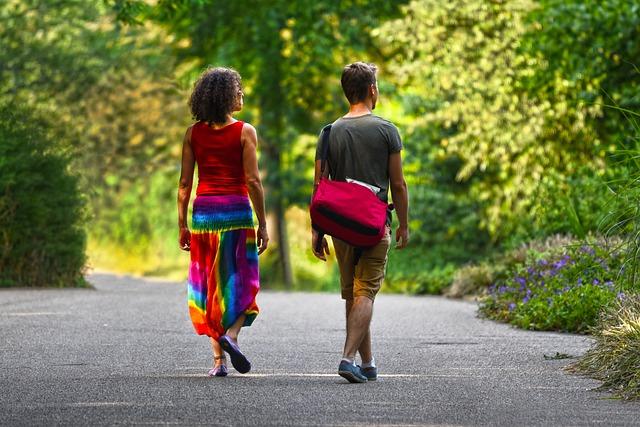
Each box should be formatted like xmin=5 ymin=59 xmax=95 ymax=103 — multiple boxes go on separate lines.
xmin=0 ymin=103 xmax=86 ymax=287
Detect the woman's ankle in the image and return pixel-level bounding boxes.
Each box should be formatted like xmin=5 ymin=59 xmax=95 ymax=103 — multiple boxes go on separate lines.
xmin=214 ymin=355 xmax=226 ymax=366
xmin=225 ymin=332 xmax=239 ymax=341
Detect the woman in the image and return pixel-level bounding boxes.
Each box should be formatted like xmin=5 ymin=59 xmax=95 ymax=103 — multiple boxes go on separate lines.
xmin=177 ymin=67 xmax=268 ymax=377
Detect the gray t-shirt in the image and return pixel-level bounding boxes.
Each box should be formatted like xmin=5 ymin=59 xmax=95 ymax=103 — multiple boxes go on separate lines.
xmin=315 ymin=114 xmax=403 ymax=204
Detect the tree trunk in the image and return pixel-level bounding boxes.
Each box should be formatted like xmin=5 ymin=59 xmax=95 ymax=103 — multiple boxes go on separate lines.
xmin=275 ymin=196 xmax=293 ymax=287
xmin=254 ymin=17 xmax=294 ymax=288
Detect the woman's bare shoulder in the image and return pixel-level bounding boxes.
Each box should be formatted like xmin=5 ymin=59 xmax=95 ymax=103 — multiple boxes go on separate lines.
xmin=184 ymin=123 xmax=196 ymax=142
xmin=241 ymin=121 xmax=257 ymax=134
xmin=241 ymin=122 xmax=258 ymax=142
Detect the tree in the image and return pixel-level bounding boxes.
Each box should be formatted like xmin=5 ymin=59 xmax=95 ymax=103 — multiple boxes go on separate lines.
xmin=522 ymin=0 xmax=640 ymax=148
xmin=376 ymin=0 xmax=613 ymax=239
xmin=111 ymin=0 xmax=408 ymax=286
xmin=1 ymin=0 xmax=194 ymax=279
xmin=0 ymin=101 xmax=86 ymax=287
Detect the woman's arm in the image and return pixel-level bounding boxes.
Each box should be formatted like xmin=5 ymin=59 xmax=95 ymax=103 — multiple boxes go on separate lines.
xmin=241 ymin=123 xmax=269 ymax=254
xmin=177 ymin=126 xmax=195 ymax=251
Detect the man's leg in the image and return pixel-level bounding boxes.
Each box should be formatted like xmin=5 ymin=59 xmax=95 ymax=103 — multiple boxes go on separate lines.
xmin=343 ymin=229 xmax=390 ymax=369
xmin=346 ymin=299 xmax=372 ymax=363
xmin=342 ymin=295 xmax=373 ymax=361
xmin=333 ymin=239 xmax=369 ymax=382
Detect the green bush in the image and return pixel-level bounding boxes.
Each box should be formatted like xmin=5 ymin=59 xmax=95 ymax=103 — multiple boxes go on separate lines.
xmin=601 ymin=143 xmax=640 ymax=284
xmin=0 ymin=103 xmax=86 ymax=287
xmin=479 ymin=237 xmax=628 ymax=333
xmin=569 ymin=294 xmax=640 ymax=400
xmin=402 ymin=139 xmax=492 ymax=261
xmin=445 ymin=264 xmax=493 ymax=298
xmin=385 ymin=245 xmax=456 ymax=295
xmin=515 ymin=169 xmax=623 ymax=242
xmin=564 ymin=107 xmax=640 ymax=400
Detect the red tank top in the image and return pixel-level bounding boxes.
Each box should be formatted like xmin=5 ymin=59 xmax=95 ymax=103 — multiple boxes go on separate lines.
xmin=191 ymin=120 xmax=248 ymax=196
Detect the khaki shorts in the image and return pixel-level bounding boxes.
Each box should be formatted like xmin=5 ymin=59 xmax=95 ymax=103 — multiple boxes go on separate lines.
xmin=332 ymin=228 xmax=391 ymax=301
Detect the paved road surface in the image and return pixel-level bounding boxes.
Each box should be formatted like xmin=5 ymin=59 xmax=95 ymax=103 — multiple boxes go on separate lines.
xmin=0 ymin=273 xmax=638 ymax=426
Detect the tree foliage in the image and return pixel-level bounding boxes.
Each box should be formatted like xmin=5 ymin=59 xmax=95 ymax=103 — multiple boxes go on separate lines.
xmin=112 ymin=0 xmax=409 ymax=285
xmin=4 ymin=0 xmax=640 ymax=289
xmin=0 ymin=0 xmax=193 ymax=284
xmin=0 ymin=101 xmax=86 ymax=287
xmin=376 ymin=0 xmax=637 ymax=239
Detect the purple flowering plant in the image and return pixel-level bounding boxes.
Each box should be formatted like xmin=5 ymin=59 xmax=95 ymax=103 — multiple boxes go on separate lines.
xmin=480 ymin=240 xmax=627 ymax=333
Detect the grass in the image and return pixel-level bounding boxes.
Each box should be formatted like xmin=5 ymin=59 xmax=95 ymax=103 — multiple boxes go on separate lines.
xmin=568 ymin=293 xmax=640 ymax=400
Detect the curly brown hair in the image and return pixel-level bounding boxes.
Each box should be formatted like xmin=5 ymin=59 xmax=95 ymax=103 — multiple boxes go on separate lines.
xmin=188 ymin=67 xmax=242 ymax=124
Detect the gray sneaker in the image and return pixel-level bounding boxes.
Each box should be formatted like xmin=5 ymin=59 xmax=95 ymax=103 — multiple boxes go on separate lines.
xmin=338 ymin=360 xmax=368 ymax=383
xmin=360 ymin=366 xmax=377 ymax=381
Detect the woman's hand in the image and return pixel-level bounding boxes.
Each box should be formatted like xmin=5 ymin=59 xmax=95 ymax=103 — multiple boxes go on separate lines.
xmin=179 ymin=227 xmax=191 ymax=251
xmin=257 ymin=226 xmax=269 ymax=255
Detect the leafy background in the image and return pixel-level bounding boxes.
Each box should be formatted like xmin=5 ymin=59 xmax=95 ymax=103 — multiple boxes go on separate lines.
xmin=3 ymin=0 xmax=640 ymax=399
xmin=2 ymin=0 xmax=639 ymax=295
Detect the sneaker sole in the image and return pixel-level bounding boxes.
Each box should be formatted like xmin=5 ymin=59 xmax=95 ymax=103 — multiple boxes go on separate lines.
xmin=338 ymin=369 xmax=368 ymax=383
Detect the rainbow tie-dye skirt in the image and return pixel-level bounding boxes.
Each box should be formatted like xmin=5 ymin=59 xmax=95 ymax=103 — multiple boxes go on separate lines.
xmin=187 ymin=194 xmax=259 ymax=338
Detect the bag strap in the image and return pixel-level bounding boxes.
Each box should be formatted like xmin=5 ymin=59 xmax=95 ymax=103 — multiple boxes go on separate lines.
xmin=319 ymin=124 xmax=332 ymax=177
xmin=313 ymin=124 xmax=332 ymax=255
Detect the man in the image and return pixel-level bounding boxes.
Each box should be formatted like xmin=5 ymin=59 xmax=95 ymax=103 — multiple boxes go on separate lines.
xmin=312 ymin=62 xmax=410 ymax=383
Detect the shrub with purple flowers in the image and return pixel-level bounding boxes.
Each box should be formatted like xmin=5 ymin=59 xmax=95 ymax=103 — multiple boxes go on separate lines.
xmin=480 ymin=239 xmax=630 ymax=333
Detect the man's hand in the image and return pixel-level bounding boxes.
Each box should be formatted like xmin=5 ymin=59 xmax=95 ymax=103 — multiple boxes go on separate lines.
xmin=395 ymin=225 xmax=409 ymax=249
xmin=311 ymin=229 xmax=330 ymax=261
xmin=257 ymin=226 xmax=269 ymax=255
xmin=179 ymin=227 xmax=191 ymax=251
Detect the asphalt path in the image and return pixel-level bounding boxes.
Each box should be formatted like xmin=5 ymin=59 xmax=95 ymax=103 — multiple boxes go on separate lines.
xmin=0 ymin=273 xmax=638 ymax=426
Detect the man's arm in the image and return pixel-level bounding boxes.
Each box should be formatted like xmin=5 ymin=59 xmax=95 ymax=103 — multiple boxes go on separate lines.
xmin=389 ymin=152 xmax=409 ymax=249
xmin=312 ymin=126 xmax=330 ymax=199
xmin=312 ymin=159 xmax=323 ymax=198
xmin=311 ymin=158 xmax=331 ymax=260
